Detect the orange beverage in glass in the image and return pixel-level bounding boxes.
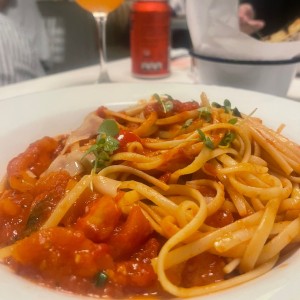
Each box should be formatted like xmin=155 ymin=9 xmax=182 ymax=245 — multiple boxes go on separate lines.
xmin=75 ymin=0 xmax=124 ymax=14
xmin=75 ymin=0 xmax=124 ymax=82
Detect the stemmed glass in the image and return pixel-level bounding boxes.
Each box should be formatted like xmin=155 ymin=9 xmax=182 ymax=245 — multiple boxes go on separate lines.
xmin=75 ymin=0 xmax=124 ymax=83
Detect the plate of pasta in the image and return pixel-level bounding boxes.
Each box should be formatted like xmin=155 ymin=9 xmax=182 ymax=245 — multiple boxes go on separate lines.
xmin=0 ymin=83 xmax=300 ymax=300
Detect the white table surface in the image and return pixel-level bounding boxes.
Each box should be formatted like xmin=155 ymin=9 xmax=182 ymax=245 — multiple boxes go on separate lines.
xmin=0 ymin=50 xmax=299 ymax=101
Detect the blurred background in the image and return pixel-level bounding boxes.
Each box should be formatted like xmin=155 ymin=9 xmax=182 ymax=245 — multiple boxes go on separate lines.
xmin=1 ymin=0 xmax=298 ymax=85
xmin=28 ymin=0 xmax=191 ymax=75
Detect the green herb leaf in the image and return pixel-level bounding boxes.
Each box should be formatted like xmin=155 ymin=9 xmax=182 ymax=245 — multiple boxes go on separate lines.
xmin=204 ymin=137 xmax=215 ymax=149
xmin=82 ymin=119 xmax=120 ymax=172
xmin=103 ymin=135 xmax=119 ymax=152
xmin=232 ymin=107 xmax=242 ymax=118
xmin=228 ymin=118 xmax=238 ymax=125
xmin=219 ymin=132 xmax=236 ymax=148
xmin=164 ymin=93 xmax=174 ymax=100
xmin=223 ymin=99 xmax=232 ymax=113
xmin=95 ymin=271 xmax=108 ymax=287
xmin=197 ymin=129 xmax=215 ymax=149
xmin=198 ymin=107 xmax=212 ymax=122
xmin=98 ymin=119 xmax=119 ymax=137
xmin=212 ymin=100 xmax=242 ymax=118
xmin=197 ymin=129 xmax=206 ymax=141
xmin=164 ymin=100 xmax=174 ymax=112
xmin=212 ymin=102 xmax=221 ymax=108
xmin=153 ymin=93 xmax=174 ymax=114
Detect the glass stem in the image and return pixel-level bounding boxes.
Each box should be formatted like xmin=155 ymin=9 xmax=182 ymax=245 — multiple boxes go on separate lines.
xmin=93 ymin=12 xmax=111 ymax=83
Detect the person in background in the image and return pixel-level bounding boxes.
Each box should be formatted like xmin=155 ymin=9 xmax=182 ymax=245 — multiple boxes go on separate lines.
xmin=3 ymin=0 xmax=51 ymax=69
xmin=0 ymin=0 xmax=45 ymax=86
xmin=238 ymin=2 xmax=265 ymax=35
xmin=239 ymin=0 xmax=300 ymax=37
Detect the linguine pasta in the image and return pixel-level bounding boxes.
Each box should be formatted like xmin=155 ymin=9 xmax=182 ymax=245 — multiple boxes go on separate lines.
xmin=0 ymin=92 xmax=299 ymax=298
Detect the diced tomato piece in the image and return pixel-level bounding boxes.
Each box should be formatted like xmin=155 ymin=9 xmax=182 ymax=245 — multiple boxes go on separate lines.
xmin=7 ymin=137 xmax=59 ymax=192
xmin=75 ymin=195 xmax=121 ymax=243
xmin=0 ymin=190 xmax=33 ymax=246
xmin=206 ymin=209 xmax=235 ymax=228
xmin=26 ymin=171 xmax=72 ymax=232
xmin=143 ymin=99 xmax=200 ymax=119
xmin=143 ymin=102 xmax=164 ymax=118
xmin=116 ymin=130 xmax=141 ymax=152
xmin=61 ymin=189 xmax=98 ymax=226
xmin=159 ymin=172 xmax=171 ymax=184
xmin=10 ymin=227 xmax=113 ymax=280
xmin=96 ymin=106 xmax=108 ymax=118
xmin=132 ymin=237 xmax=161 ymax=263
xmin=110 ymin=260 xmax=157 ymax=288
xmin=181 ymin=252 xmax=225 ymax=287
xmin=172 ymin=99 xmax=200 ymax=113
xmin=108 ymin=206 xmax=153 ymax=259
xmin=32 ymin=170 xmax=71 ymax=198
xmin=106 ymin=237 xmax=161 ymax=296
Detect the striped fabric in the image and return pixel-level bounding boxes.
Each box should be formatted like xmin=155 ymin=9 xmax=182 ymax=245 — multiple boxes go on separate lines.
xmin=0 ymin=13 xmax=44 ymax=86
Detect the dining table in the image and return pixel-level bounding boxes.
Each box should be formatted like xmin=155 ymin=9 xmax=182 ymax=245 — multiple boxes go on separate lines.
xmin=0 ymin=49 xmax=299 ymax=101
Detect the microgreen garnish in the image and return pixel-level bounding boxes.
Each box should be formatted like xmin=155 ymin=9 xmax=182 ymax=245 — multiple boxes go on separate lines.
xmin=197 ymin=129 xmax=215 ymax=149
xmin=232 ymin=107 xmax=242 ymax=117
xmin=219 ymin=132 xmax=236 ymax=148
xmin=164 ymin=94 xmax=174 ymax=100
xmin=212 ymin=100 xmax=241 ymax=117
xmin=95 ymin=271 xmax=108 ymax=287
xmin=198 ymin=107 xmax=212 ymax=122
xmin=223 ymin=99 xmax=232 ymax=113
xmin=212 ymin=102 xmax=221 ymax=108
xmin=98 ymin=118 xmax=119 ymax=137
xmin=153 ymin=93 xmax=174 ymax=113
xmin=82 ymin=119 xmax=119 ymax=172
xmin=182 ymin=118 xmax=193 ymax=129
xmin=228 ymin=118 xmax=238 ymax=125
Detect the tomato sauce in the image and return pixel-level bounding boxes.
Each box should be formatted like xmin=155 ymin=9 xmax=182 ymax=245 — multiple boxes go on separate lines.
xmin=181 ymin=252 xmax=225 ymax=287
xmin=0 ymin=190 xmax=32 ymax=246
xmin=0 ymin=98 xmax=232 ymax=298
xmin=116 ymin=129 xmax=141 ymax=152
xmin=7 ymin=137 xmax=60 ymax=192
xmin=206 ymin=210 xmax=235 ymax=228
xmin=143 ymin=99 xmax=200 ymax=118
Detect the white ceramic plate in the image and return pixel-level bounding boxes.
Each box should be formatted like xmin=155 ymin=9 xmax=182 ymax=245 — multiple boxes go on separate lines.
xmin=0 ymin=83 xmax=299 ymax=300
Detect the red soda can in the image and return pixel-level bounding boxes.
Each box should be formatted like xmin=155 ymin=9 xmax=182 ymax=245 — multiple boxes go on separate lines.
xmin=130 ymin=0 xmax=171 ymax=78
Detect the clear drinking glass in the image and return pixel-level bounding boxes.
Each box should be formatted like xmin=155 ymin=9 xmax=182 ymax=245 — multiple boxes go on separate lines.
xmin=75 ymin=0 xmax=124 ymax=83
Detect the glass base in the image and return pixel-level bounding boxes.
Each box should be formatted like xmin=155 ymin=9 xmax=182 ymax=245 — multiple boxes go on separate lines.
xmin=97 ymin=71 xmax=111 ymax=83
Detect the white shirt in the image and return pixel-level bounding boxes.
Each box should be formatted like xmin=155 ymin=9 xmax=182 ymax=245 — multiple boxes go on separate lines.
xmin=4 ymin=0 xmax=50 ymax=63
xmin=0 ymin=13 xmax=44 ymax=86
